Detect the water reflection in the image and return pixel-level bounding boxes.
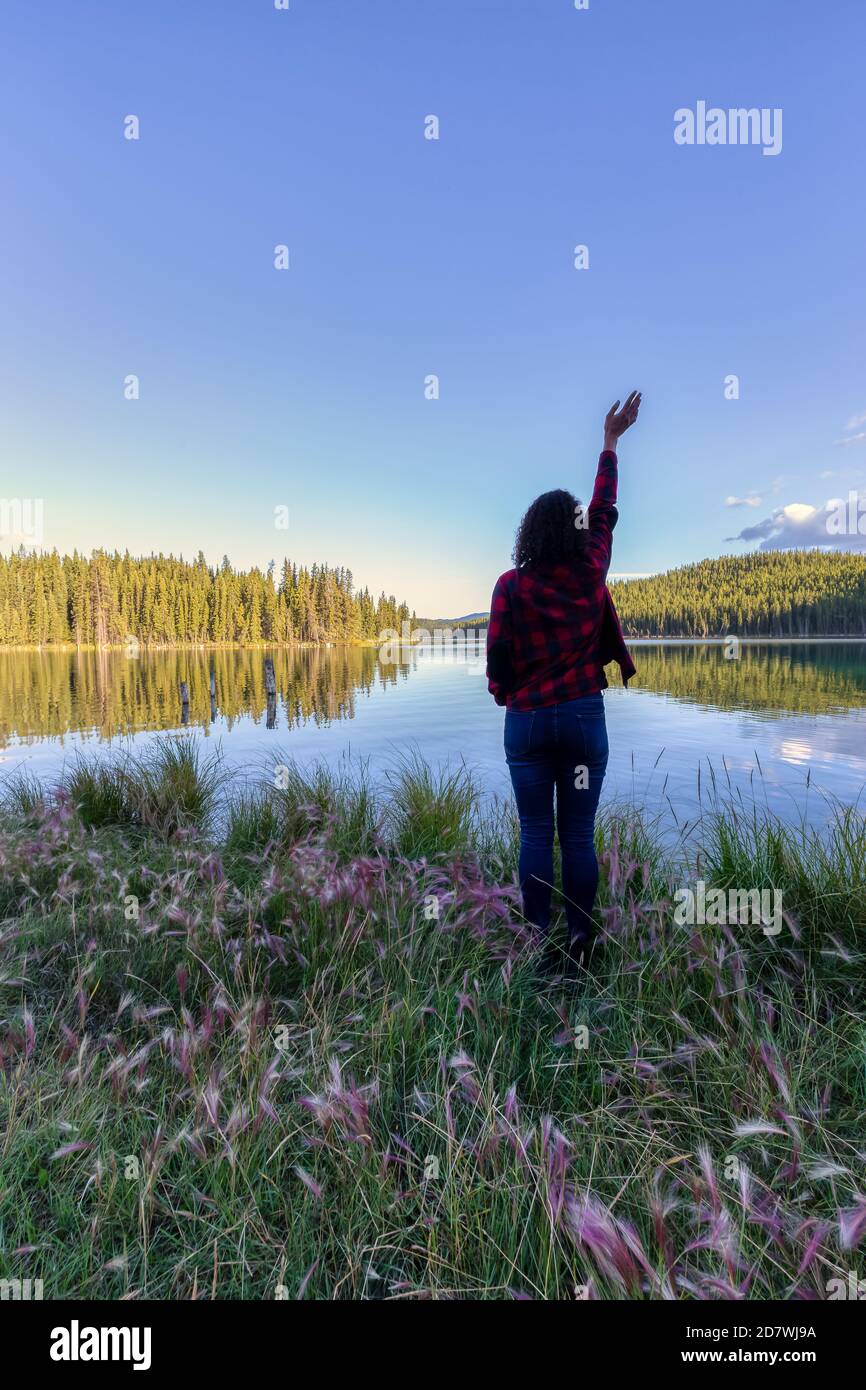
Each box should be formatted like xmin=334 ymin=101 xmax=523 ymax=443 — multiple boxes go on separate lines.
xmin=0 ymin=645 xmax=409 ymax=745
xmin=3 ymin=641 xmax=866 ymax=747
xmin=627 ymin=641 xmax=866 ymax=716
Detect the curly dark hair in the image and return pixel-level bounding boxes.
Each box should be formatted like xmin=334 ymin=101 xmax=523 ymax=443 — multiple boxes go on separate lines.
xmin=512 ymin=489 xmax=588 ymax=569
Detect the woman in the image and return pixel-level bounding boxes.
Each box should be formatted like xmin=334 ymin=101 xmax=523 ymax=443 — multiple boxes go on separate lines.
xmin=486 ymin=393 xmax=641 ymax=969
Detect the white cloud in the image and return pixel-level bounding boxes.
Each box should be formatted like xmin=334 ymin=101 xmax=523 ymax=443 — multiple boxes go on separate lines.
xmin=781 ymin=502 xmax=818 ymax=524
xmin=845 ymin=411 xmax=866 ymax=431
xmin=836 ymin=431 xmax=866 ymax=446
xmin=727 ymin=493 xmax=866 ymax=550
xmin=724 ymin=494 xmax=762 ymax=508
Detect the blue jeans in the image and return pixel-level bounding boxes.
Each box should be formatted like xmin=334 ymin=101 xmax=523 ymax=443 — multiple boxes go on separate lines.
xmin=504 ymin=693 xmax=609 ymax=940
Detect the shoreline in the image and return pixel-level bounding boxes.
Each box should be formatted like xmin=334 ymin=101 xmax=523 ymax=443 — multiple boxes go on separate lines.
xmin=625 ymin=635 xmax=866 ymax=645
xmin=2 ymin=635 xmax=866 ymax=653
xmin=0 ymin=639 xmax=383 ymax=653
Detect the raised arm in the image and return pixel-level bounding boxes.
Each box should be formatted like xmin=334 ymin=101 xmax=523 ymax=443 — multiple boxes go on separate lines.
xmin=585 ymin=391 xmax=642 ymax=572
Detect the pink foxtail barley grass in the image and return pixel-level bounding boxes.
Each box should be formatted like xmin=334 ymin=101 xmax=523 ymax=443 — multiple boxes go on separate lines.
xmin=0 ymin=745 xmax=864 ymax=1298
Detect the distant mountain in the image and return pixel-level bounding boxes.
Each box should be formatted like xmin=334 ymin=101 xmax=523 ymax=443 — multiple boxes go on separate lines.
xmin=419 ymin=612 xmax=489 ymax=628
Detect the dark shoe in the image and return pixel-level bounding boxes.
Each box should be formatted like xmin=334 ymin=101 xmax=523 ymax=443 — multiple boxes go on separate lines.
xmin=565 ymin=932 xmax=595 ymax=974
xmin=536 ymin=936 xmax=569 ymax=979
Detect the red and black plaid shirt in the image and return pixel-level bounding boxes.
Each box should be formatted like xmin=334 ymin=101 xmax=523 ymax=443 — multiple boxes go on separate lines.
xmin=486 ymin=450 xmax=636 ymax=710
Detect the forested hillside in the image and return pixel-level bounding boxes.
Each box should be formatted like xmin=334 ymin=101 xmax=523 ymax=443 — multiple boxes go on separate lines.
xmin=608 ymin=551 xmax=866 ymax=637
xmin=0 ymin=550 xmax=413 ymax=646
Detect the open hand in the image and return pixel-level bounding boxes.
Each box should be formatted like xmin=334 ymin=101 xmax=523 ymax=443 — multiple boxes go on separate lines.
xmin=604 ymin=391 xmax=642 ymax=450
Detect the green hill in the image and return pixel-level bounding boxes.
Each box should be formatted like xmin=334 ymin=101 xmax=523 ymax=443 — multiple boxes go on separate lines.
xmin=609 ymin=550 xmax=866 ymax=638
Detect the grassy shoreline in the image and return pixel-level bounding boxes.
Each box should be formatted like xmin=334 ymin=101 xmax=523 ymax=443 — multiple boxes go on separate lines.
xmin=1 ymin=740 xmax=864 ymax=1300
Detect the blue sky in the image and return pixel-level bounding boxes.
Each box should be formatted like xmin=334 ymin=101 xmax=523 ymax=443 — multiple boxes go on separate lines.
xmin=2 ymin=0 xmax=864 ymax=615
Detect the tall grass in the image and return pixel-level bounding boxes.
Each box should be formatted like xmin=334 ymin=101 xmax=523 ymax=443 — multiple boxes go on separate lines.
xmin=0 ymin=766 xmax=45 ymax=818
xmin=60 ymin=736 xmax=225 ymax=835
xmin=0 ymin=741 xmax=864 ymax=1300
xmin=226 ymin=758 xmax=380 ymax=865
xmin=386 ymin=752 xmax=479 ymax=859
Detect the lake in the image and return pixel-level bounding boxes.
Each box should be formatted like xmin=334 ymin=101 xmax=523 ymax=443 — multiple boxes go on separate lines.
xmin=3 ymin=641 xmax=866 ymax=838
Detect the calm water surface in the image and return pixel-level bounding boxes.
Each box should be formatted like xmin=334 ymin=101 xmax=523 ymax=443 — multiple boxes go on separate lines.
xmin=3 ymin=642 xmax=866 ymax=834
